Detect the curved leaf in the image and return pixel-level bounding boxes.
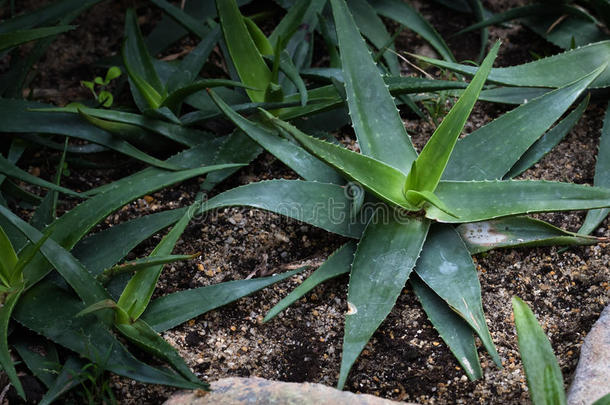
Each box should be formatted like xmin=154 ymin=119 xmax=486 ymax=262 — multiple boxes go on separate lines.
xmin=0 ymin=25 xmax=75 ymax=51
xmin=331 ymin=0 xmax=417 ymax=173
xmin=428 ymin=180 xmax=610 ymax=223
xmin=444 ymin=67 xmax=603 ymax=181
xmin=201 ymin=179 xmax=368 ymax=238
xmin=143 ymin=269 xmax=302 ymax=332
xmin=415 ymin=225 xmax=500 ymax=366
xmin=458 ymin=216 xmax=602 ymax=254
xmin=338 ymin=211 xmax=429 ymax=389
xmin=410 ymin=275 xmax=482 ymax=380
xmin=412 ymin=41 xmax=610 ymax=88
xmin=264 ymin=242 xmax=356 ymax=322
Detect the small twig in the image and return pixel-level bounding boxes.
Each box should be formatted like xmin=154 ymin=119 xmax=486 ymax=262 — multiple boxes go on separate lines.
xmin=547 ymin=14 xmax=568 ymax=34
xmin=388 ymin=48 xmax=435 ymax=80
xmin=0 ymin=384 xmax=11 ymax=404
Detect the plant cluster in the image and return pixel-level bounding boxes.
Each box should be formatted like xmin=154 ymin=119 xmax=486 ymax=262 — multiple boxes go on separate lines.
xmin=0 ymin=0 xmax=609 ymax=402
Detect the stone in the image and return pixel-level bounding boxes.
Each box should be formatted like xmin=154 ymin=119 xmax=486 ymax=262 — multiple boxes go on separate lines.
xmin=164 ymin=377 xmax=417 ymax=405
xmin=567 ymin=304 xmax=610 ymax=405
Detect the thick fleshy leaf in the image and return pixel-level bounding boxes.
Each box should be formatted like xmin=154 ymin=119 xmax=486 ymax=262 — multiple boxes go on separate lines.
xmin=98 ymin=254 xmax=197 ymax=285
xmin=415 ymin=225 xmax=500 ymax=365
xmin=115 ymin=319 xmax=203 ymax=385
xmin=37 ymin=105 xmax=209 ymax=148
xmin=347 ymin=0 xmax=400 ymax=75
xmin=217 ymin=0 xmax=271 ymax=102
xmin=161 ymin=79 xmax=252 ymax=112
xmin=0 ymin=205 xmax=109 ymax=306
xmin=410 ymin=275 xmax=482 ymax=380
xmin=150 ymin=0 xmax=208 ymax=39
xmin=208 ymin=90 xmax=343 ymax=184
xmin=522 ymin=13 xmax=608 ymax=50
xmin=264 ymin=115 xmax=411 ymax=209
xmin=264 ymin=242 xmax=356 ymax=322
xmin=124 ymin=8 xmax=165 ymax=96
xmin=0 ymin=0 xmax=100 ymax=33
xmin=467 ymin=0 xmax=488 ymax=63
xmin=0 ymin=155 xmax=82 ymax=197
xmin=72 ymin=209 xmax=186 ymax=276
xmin=506 ymin=95 xmax=589 ymax=179
xmin=455 ymin=4 xmax=598 ymax=36
xmin=13 ymin=282 xmax=203 ymax=389
xmin=0 ymin=225 xmax=18 ymax=282
xmin=143 ymin=269 xmax=301 ymax=332
xmin=0 ymin=99 xmax=184 ymax=169
xmin=338 ymin=212 xmax=429 ymax=389
xmin=13 ymin=337 xmax=60 ymax=389
xmin=580 ymin=103 xmax=610 ymax=235
xmin=0 ymin=289 xmax=25 ymax=399
xmin=39 ymin=356 xmax=87 ymax=405
xmin=373 ymin=0 xmax=455 ymax=62
xmin=411 ymin=41 xmax=610 ymax=88
xmin=444 ymin=67 xmax=603 ymax=181
xmin=405 ymin=42 xmax=499 ymax=196
xmin=118 ymin=204 xmax=197 ymax=320
xmin=0 ymin=25 xmax=75 ymax=51
xmin=458 ymin=217 xmax=602 ymax=255
xmin=201 ymin=179 xmax=368 ymax=238
xmin=21 ymin=159 xmax=240 ymax=286
xmin=330 ymin=0 xmax=417 ymax=173
xmin=512 ymin=297 xmax=566 ymax=405
xmin=427 ymin=180 xmax=610 ymax=223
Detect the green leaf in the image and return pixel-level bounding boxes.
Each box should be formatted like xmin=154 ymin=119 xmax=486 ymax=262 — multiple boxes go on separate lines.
xmin=427 ymin=180 xmax=610 ymax=223
xmin=161 ymin=78 xmax=253 ymax=112
xmin=466 ymin=0 xmax=488 ymax=63
xmin=201 ymin=179 xmax=368 ymax=238
xmin=217 ymin=0 xmax=271 ymax=102
xmin=592 ymin=393 xmax=610 ymax=405
xmin=0 ymin=25 xmax=75 ymax=51
xmin=410 ymin=275 xmax=482 ymax=380
xmin=98 ymin=253 xmax=197 ymax=285
xmin=149 ymin=0 xmax=209 ymax=39
xmin=0 ymin=154 xmax=82 ymax=197
xmin=37 ymin=104 xmax=210 ymax=147
xmin=458 ymin=216 xmax=602 ymax=254
xmin=39 ymin=356 xmax=87 ymax=405
xmin=410 ymin=41 xmax=610 ymax=88
xmin=579 ymin=103 xmax=610 ymax=235
xmin=115 ymin=319 xmax=203 ymax=385
xmin=0 ymin=0 xmax=99 ymax=33
xmin=176 ymin=25 xmax=221 ymax=89
xmin=506 ymin=95 xmax=589 ymax=179
xmin=263 ymin=114 xmax=412 ymax=209
xmin=243 ymin=16 xmax=274 ymax=56
xmin=338 ymin=211 xmax=429 ymax=389
xmin=455 ymin=4 xmax=598 ymax=36
xmin=123 ymin=9 xmax=165 ymax=96
xmin=330 ymin=0 xmax=417 ymax=173
xmin=72 ymin=209 xmax=186 ymax=277
xmin=118 ymin=203 xmax=198 ymax=321
xmin=104 ymin=66 xmax=122 ymax=83
xmin=208 ymin=90 xmax=343 ymax=184
xmin=21 ymin=159 xmax=240 ymax=287
xmin=143 ymin=269 xmax=302 ymax=332
xmin=0 ymin=99 xmax=188 ymax=168
xmin=512 ymin=297 xmax=567 ymax=405
xmin=346 ymin=0 xmax=400 ymax=75
xmin=264 ymin=242 xmax=356 ymax=322
xmin=0 ymin=225 xmax=18 ymax=283
xmin=0 ymin=289 xmax=25 ymax=399
xmin=444 ymin=67 xmax=603 ymax=181
xmin=13 ymin=282 xmax=203 ymax=389
xmin=405 ymin=42 xmax=499 ymax=196
xmin=415 ymin=225 xmax=500 ymax=366
xmin=372 ymin=0 xmax=455 ymax=62
xmin=13 ymin=337 xmax=60 ymax=389
xmin=0 ymin=205 xmax=109 ymax=306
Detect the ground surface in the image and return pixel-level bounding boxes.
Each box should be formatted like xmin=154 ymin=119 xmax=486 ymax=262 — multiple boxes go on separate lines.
xmin=4 ymin=0 xmax=610 ymax=404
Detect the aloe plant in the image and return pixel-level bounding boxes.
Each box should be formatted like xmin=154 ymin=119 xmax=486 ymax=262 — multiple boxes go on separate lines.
xmin=204 ymin=0 xmax=610 ymax=389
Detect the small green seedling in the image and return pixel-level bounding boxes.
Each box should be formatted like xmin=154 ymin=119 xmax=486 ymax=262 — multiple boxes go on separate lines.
xmin=81 ymin=66 xmax=122 ymax=108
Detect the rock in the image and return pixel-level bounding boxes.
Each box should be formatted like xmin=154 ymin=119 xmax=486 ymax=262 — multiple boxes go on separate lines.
xmin=164 ymin=377 xmax=417 ymax=405
xmin=567 ymin=304 xmax=610 ymax=405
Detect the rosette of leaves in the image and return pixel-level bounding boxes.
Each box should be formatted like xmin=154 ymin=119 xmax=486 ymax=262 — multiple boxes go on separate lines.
xmin=202 ymin=0 xmax=610 ymax=389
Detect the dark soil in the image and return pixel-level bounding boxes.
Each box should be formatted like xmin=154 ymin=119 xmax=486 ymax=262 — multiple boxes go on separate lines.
xmin=4 ymin=0 xmax=609 ymax=404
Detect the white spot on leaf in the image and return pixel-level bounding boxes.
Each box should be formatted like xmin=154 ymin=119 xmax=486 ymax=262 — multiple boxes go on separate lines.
xmin=347 ymin=301 xmax=357 ymax=315
xmin=460 ymin=222 xmax=508 ymax=246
